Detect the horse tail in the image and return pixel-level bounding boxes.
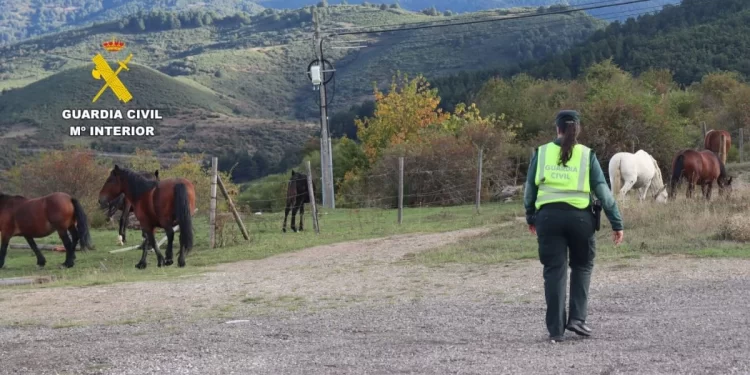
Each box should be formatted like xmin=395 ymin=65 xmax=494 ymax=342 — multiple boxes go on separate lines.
xmin=609 ymin=154 xmax=622 ymax=197
xmin=670 ymin=153 xmax=685 ymax=196
xmin=704 ymin=129 xmax=713 ymax=150
xmin=174 ymin=183 xmax=194 ymax=254
xmin=71 ymin=198 xmax=94 ymax=251
xmin=716 ymin=151 xmax=728 ymax=179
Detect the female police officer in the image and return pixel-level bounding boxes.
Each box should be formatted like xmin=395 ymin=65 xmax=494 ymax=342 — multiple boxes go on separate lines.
xmin=524 ymin=109 xmax=624 ymax=343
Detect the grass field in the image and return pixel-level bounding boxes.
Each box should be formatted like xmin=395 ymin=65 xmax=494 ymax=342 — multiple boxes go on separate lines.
xmin=0 ymin=202 xmax=521 ymax=287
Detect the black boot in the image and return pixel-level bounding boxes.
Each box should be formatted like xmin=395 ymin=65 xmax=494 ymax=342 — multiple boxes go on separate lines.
xmin=566 ymin=319 xmax=592 ymax=336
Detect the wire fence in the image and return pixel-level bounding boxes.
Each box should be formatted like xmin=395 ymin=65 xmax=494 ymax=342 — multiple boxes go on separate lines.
xmin=203 ymin=150 xmax=526 ymax=248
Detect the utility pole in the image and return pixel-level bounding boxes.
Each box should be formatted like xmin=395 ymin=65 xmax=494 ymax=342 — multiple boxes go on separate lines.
xmin=313 ymin=8 xmax=335 ymax=209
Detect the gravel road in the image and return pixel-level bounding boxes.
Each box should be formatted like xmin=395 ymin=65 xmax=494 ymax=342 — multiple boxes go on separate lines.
xmin=0 ymin=226 xmax=749 ymax=374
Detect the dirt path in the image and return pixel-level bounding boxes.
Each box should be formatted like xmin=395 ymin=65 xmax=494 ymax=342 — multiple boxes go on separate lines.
xmin=0 ymin=226 xmax=499 ymax=326
xmin=1 ymin=224 xmax=750 ymax=328
xmin=1 ymin=225 xmax=750 ymax=374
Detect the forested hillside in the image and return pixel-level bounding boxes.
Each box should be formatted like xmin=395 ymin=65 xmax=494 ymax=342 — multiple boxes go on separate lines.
xmin=0 ymin=0 xmax=263 ymax=44
xmin=0 ymin=0 xmax=680 ymax=45
xmin=518 ymin=0 xmax=750 ymax=84
xmin=261 ymin=0 xmax=680 ymax=18
xmin=428 ymin=0 xmax=750 ymax=113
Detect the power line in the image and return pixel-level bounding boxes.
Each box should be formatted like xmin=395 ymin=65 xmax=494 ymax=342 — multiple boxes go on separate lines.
xmin=328 ymin=0 xmax=653 ymax=37
xmin=323 ymin=0 xmax=644 ymax=33
xmin=343 ymin=4 xmax=666 ymax=52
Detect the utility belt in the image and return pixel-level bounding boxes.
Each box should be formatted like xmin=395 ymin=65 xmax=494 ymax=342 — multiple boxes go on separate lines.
xmin=539 ymin=200 xmax=602 ymax=231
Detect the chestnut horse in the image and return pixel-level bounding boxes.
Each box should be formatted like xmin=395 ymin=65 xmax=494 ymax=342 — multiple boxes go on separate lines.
xmin=104 ymin=169 xmax=159 ymax=247
xmin=704 ymin=129 xmax=731 ymax=163
xmin=98 ymin=165 xmax=196 ymax=269
xmin=669 ymin=149 xmax=733 ymax=200
xmin=0 ymin=192 xmax=93 ymax=269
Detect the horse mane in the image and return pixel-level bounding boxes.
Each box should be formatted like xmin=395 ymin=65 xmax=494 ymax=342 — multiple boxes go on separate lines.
xmin=118 ymin=167 xmax=159 ymax=201
xmin=0 ymin=193 xmax=28 ymax=208
xmin=649 ymin=155 xmax=665 ymax=188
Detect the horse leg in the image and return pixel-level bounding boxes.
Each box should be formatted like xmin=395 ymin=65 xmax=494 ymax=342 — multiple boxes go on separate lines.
xmin=68 ymin=225 xmax=80 ymax=251
xmin=118 ymin=206 xmax=128 ymax=245
xmin=620 ymin=178 xmax=637 ymax=200
xmin=57 ymin=229 xmax=76 ymax=269
xmin=164 ymin=225 xmax=175 ymax=267
xmin=282 ymin=204 xmax=291 ymax=233
xmin=299 ymin=203 xmax=305 ymax=232
xmin=146 ymin=229 xmax=165 ymax=268
xmin=640 ymin=179 xmax=653 ymax=201
xmin=706 ymin=181 xmax=713 ymax=200
xmin=290 ymin=203 xmax=299 ymax=233
xmin=0 ymin=234 xmax=9 ymax=269
xmin=23 ymin=236 xmax=46 ymax=269
xmin=135 ymin=227 xmax=153 ymax=269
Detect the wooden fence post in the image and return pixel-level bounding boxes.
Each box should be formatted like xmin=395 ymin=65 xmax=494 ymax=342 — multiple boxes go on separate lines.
xmin=217 ymin=176 xmax=250 ymax=241
xmin=398 ymin=157 xmax=404 ymax=225
xmin=209 ymin=157 xmax=218 ymax=249
xmin=740 ymin=128 xmax=744 ymax=163
xmin=702 ymin=122 xmax=707 ymax=141
xmin=306 ymin=160 xmax=320 ymax=234
xmin=475 ymin=147 xmax=483 ymax=214
xmin=719 ymin=134 xmax=727 ymax=165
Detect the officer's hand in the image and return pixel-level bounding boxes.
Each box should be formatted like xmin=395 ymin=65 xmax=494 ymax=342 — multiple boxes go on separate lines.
xmin=613 ymin=230 xmax=624 ymax=245
xmin=528 ymin=224 xmax=536 ymax=235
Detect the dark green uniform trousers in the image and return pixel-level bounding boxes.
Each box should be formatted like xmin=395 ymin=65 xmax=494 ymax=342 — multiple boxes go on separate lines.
xmin=535 ymin=203 xmax=596 ymax=338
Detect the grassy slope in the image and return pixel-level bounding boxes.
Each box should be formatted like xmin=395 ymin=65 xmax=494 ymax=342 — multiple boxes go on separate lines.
xmin=0 ymin=6 xmax=603 ymax=117
xmin=0 ymin=5 xmax=604 ymax=157
xmin=0 ymin=63 xmax=236 ymax=129
xmin=313 ymin=7 xmax=605 ymax=116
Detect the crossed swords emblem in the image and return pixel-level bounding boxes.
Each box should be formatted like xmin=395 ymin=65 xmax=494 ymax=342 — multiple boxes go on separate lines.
xmin=91 ymin=53 xmax=133 ymax=103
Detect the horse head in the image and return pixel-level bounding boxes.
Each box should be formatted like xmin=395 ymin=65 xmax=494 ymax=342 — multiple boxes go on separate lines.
xmin=653 ymin=185 xmax=669 ymax=203
xmin=718 ymin=175 xmax=733 ymax=197
xmin=98 ymin=165 xmax=125 ymax=209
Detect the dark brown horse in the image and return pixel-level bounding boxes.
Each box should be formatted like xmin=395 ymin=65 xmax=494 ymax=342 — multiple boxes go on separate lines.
xmin=104 ymin=169 xmax=159 ymax=247
xmin=0 ymin=192 xmax=93 ymax=269
xmin=282 ymin=170 xmax=314 ymax=233
xmin=704 ymin=129 xmax=731 ymax=163
xmin=98 ymin=165 xmax=196 ymax=269
xmin=669 ymin=149 xmax=733 ymax=200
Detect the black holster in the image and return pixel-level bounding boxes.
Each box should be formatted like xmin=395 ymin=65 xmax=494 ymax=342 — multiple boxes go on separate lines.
xmin=592 ymin=199 xmax=602 ymax=231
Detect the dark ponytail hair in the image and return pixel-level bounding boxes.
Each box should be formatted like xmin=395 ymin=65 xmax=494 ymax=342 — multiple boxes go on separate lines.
xmin=557 ymin=115 xmax=580 ymax=167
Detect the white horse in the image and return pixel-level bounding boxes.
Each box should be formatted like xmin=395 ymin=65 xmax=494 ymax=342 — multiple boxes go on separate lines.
xmin=608 ymin=150 xmax=668 ymax=203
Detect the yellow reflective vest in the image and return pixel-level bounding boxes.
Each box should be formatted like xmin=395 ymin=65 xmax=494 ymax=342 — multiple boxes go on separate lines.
xmin=534 ymin=142 xmax=591 ymax=210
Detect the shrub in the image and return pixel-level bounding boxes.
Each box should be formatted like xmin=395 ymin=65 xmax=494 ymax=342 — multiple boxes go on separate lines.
xmin=5 ymin=147 xmax=112 ymax=227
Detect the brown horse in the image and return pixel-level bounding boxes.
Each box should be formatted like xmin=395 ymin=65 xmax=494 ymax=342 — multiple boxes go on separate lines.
xmin=669 ymin=149 xmax=733 ymax=200
xmin=0 ymin=192 xmax=93 ymax=269
xmin=104 ymin=169 xmax=159 ymax=247
xmin=704 ymin=129 xmax=731 ymax=163
xmin=98 ymin=165 xmax=196 ymax=269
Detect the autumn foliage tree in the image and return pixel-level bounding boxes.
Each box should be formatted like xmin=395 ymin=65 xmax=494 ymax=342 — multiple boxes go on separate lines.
xmin=355 ymin=72 xmax=449 ymax=163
